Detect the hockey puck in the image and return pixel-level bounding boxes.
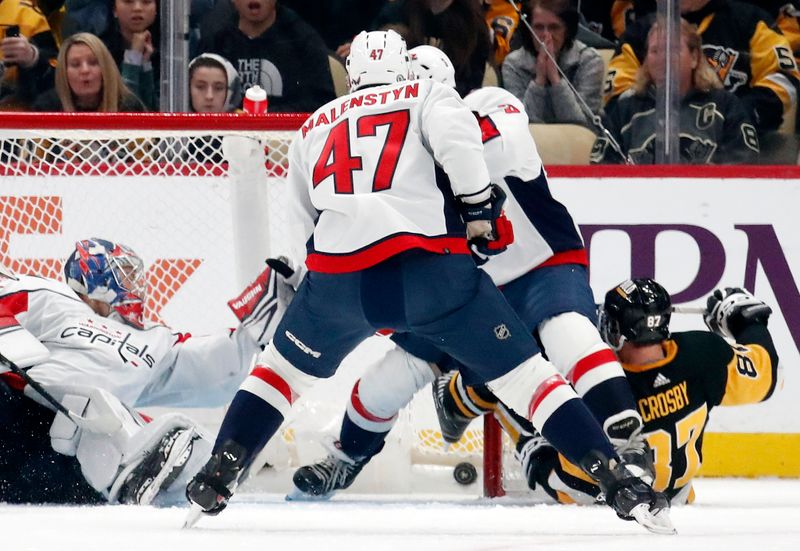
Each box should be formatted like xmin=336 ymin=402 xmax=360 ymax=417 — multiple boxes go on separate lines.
xmin=453 ymin=462 xmax=478 ymax=485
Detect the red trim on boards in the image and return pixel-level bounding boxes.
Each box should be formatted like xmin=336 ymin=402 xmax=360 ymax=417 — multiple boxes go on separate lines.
xmin=547 ymin=165 xmax=800 ymax=179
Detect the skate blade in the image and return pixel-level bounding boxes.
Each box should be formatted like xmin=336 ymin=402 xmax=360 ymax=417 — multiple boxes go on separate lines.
xmin=182 ymin=504 xmax=205 ymax=529
xmin=629 ymin=503 xmax=677 ymax=535
xmin=285 ymin=486 xmax=334 ymax=502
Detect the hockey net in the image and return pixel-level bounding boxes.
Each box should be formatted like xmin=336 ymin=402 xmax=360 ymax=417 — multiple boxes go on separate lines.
xmin=0 ymin=112 xmax=519 ymax=498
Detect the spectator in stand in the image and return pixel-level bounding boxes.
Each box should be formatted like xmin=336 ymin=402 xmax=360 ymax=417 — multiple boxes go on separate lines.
xmin=282 ymin=1 xmax=386 ymax=54
xmin=0 ymin=0 xmax=59 ymax=110
xmin=33 ymin=0 xmax=68 ymax=44
xmin=86 ymin=0 xmax=159 ymax=111
xmin=604 ymin=0 xmax=800 ymax=135
xmin=189 ymin=53 xmax=242 ymax=113
xmin=370 ymin=0 xmax=491 ymax=97
xmin=579 ymin=0 xmax=656 ymax=44
xmin=62 ymin=0 xmax=112 ymax=37
xmin=32 ymin=32 xmax=145 ymax=112
xmin=591 ymin=18 xmax=759 ymax=164
xmin=502 ymin=0 xmax=604 ymax=128
xmin=766 ymin=2 xmax=800 ymax=68
xmin=183 ymin=53 xmax=242 ymax=163
xmin=483 ymin=0 xmax=520 ymax=66
xmin=197 ymin=0 xmax=334 ymax=113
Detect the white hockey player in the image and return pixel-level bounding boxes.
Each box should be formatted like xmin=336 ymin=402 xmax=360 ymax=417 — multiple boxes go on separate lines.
xmin=184 ymin=30 xmax=673 ymax=534
xmin=288 ymin=43 xmax=655 ymax=509
xmin=0 ymin=238 xmax=288 ymax=505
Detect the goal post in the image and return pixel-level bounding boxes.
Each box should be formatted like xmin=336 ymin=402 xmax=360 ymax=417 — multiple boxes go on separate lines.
xmin=0 ymin=112 xmax=512 ymax=498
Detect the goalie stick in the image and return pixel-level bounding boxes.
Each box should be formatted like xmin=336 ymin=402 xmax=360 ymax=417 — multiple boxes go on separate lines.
xmin=0 ymin=352 xmax=120 ymax=433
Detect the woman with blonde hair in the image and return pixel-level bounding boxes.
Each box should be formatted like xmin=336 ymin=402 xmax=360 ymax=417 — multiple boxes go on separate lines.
xmin=592 ymin=18 xmax=760 ymax=164
xmin=32 ymin=32 xmax=145 ymax=112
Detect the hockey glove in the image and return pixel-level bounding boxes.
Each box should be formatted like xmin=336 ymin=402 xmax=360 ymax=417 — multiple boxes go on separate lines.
xmin=458 ymin=184 xmax=515 ymax=264
xmin=227 ymin=257 xmax=304 ymax=348
xmin=704 ymin=287 xmax=772 ymax=340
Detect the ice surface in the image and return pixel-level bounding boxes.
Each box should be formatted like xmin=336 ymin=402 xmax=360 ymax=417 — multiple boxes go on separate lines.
xmin=3 ymin=478 xmax=799 ymax=550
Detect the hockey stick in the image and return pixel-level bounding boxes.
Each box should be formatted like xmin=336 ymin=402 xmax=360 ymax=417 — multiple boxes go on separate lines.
xmin=671 ymin=305 xmax=705 ymax=314
xmin=0 ymin=352 xmax=120 ymax=433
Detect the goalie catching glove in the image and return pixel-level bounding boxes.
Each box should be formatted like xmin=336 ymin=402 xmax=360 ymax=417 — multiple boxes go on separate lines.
xmin=458 ymin=184 xmax=514 ymax=263
xmin=227 ymin=257 xmax=305 ymax=348
xmin=704 ymin=287 xmax=772 ymax=340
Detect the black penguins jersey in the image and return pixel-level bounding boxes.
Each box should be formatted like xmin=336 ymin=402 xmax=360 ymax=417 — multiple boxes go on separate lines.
xmin=622 ymin=328 xmax=778 ymax=499
xmin=604 ymin=0 xmax=800 ymax=132
xmin=535 ymin=325 xmax=779 ymax=504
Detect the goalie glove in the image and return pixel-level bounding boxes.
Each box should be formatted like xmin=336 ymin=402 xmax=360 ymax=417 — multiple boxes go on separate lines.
xmin=227 ymin=257 xmax=304 ymax=348
xmin=458 ymin=184 xmax=515 ymax=264
xmin=704 ymin=287 xmax=772 ymax=340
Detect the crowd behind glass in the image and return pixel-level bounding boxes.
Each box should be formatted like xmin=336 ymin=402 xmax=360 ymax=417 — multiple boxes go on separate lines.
xmin=2 ymin=0 xmax=799 ymax=164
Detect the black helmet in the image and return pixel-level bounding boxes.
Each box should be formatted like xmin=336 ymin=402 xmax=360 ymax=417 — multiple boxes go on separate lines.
xmin=600 ymin=278 xmax=671 ymax=349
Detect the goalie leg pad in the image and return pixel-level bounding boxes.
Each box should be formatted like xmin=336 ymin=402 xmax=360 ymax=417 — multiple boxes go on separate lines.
xmin=49 ymin=394 xmax=90 ymax=456
xmin=107 ymin=412 xmax=211 ymax=504
xmin=346 ymin=344 xmax=435 ymax=432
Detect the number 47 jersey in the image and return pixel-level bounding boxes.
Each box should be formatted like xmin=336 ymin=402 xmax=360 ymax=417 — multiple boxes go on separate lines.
xmin=282 ymin=79 xmax=491 ymax=274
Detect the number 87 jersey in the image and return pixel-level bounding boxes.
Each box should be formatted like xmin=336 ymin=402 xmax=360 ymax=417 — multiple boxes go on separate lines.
xmin=281 ymin=79 xmax=492 ymax=274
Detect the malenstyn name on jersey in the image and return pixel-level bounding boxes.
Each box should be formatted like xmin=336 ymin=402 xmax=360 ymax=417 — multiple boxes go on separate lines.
xmin=302 ymin=83 xmax=420 ymax=138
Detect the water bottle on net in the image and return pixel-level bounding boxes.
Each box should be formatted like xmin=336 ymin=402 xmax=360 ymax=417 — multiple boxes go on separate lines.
xmin=243 ymin=85 xmax=268 ymax=114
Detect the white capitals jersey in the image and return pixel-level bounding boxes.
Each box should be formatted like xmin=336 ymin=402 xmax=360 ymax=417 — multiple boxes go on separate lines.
xmin=0 ymin=274 xmax=259 ymax=408
xmin=463 ymin=87 xmax=587 ymax=286
xmin=283 ymin=79 xmax=491 ymax=273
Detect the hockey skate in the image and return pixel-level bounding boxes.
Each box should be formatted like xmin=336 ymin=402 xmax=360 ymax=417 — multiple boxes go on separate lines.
xmin=183 ymin=439 xmax=247 ymax=528
xmin=580 ymin=450 xmax=676 ymax=535
xmin=606 ymin=416 xmax=655 ymax=485
xmin=515 ymin=431 xmax=557 ymax=492
xmin=115 ymin=427 xmax=198 ymax=505
xmin=287 ymin=440 xmax=367 ymax=501
xmin=432 ymin=371 xmax=474 ymax=444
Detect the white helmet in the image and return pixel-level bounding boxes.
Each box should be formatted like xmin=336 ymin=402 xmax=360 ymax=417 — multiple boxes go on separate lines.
xmin=346 ymin=30 xmax=411 ymax=92
xmin=409 ymin=45 xmax=456 ymax=89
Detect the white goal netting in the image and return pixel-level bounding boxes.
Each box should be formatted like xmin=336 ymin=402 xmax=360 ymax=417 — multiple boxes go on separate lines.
xmin=0 ymin=113 xmax=525 ymax=498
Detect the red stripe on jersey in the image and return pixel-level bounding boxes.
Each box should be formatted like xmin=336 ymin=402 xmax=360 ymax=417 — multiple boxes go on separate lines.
xmin=569 ymin=349 xmax=617 ymax=384
xmin=0 ymin=315 xmax=20 ymax=329
xmin=0 ymin=372 xmax=26 ymax=392
xmin=0 ymin=292 xmax=29 ymax=316
xmin=251 ymin=366 xmax=294 ymax=405
xmin=306 ymin=235 xmax=470 ymax=273
xmin=536 ymin=248 xmax=588 ymax=269
xmin=350 ymin=379 xmax=395 ymax=422
xmin=528 ymin=375 xmax=567 ymax=418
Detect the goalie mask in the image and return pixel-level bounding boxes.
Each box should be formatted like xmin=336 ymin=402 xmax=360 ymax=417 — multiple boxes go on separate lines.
xmin=346 ymin=30 xmax=411 ymax=93
xmin=409 ymin=45 xmax=456 ymax=88
xmin=600 ymin=278 xmax=671 ymax=350
xmin=64 ymin=238 xmax=146 ymax=329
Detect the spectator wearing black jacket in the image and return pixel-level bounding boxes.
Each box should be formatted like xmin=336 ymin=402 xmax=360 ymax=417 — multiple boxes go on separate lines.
xmin=198 ymin=0 xmax=334 ymax=113
xmin=604 ymin=0 xmax=800 ymax=134
xmin=0 ymin=0 xmax=59 ymax=109
xmin=370 ymin=0 xmax=491 ymax=98
xmin=592 ymin=18 xmax=759 ymax=164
